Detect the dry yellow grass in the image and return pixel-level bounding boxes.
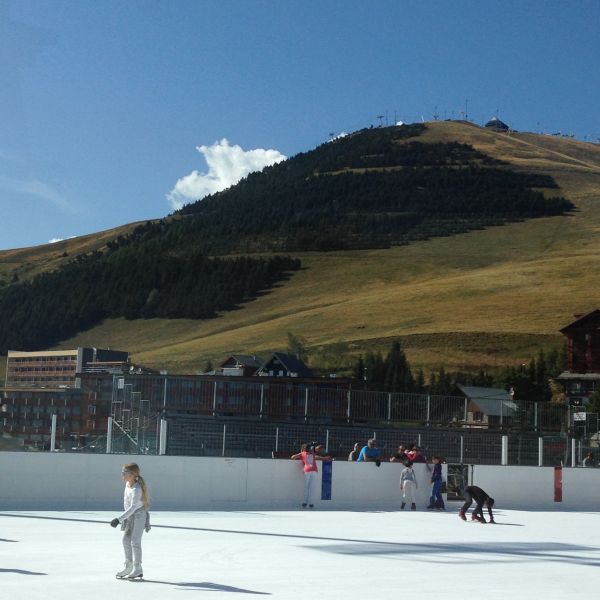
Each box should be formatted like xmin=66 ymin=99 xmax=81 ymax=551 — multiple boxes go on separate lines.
xmin=8 ymin=121 xmax=600 ymax=374
xmin=0 ymin=221 xmax=148 ymax=283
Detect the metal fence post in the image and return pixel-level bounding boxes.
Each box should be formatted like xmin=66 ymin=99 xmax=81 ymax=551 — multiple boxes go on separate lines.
xmin=426 ymin=395 xmax=431 ymax=426
xmin=259 ymin=384 xmax=264 ymax=420
xmin=464 ymin=398 xmax=468 ymax=424
xmin=212 ymin=380 xmax=217 ymax=417
xmin=534 ymin=402 xmax=538 ymax=432
xmin=275 ymin=427 xmax=279 ymax=452
xmin=325 ymin=429 xmax=329 ymax=453
xmin=304 ymin=387 xmax=309 ymax=422
xmin=387 ymin=393 xmax=392 ymax=422
xmin=222 ymin=424 xmax=226 ymax=457
xmin=346 ymin=389 xmax=351 ymax=423
xmin=538 ymin=437 xmax=543 ymax=467
xmin=571 ymin=438 xmax=576 ymax=467
xmin=106 ymin=416 xmax=113 ymax=454
xmin=460 ymin=436 xmax=464 ymax=463
xmin=158 ymin=419 xmax=168 ymax=455
xmin=50 ymin=413 xmax=57 ymax=452
xmin=501 ymin=435 xmax=508 ymax=465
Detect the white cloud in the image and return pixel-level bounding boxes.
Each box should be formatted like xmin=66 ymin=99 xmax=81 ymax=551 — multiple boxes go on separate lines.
xmin=167 ymin=139 xmax=286 ymax=211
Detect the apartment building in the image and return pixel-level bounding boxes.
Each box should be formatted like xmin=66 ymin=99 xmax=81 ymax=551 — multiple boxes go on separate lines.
xmin=5 ymin=347 xmax=129 ymax=388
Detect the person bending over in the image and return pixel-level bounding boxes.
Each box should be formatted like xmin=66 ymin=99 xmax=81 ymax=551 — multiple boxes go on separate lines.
xmin=459 ymin=485 xmax=495 ymax=523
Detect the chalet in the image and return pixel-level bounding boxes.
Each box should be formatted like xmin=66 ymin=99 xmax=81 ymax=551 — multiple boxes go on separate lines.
xmin=255 ymin=352 xmax=313 ymax=378
xmin=458 ymin=385 xmax=518 ymax=428
xmin=219 ymin=355 xmax=263 ymax=377
xmin=556 ymin=310 xmax=600 ymax=405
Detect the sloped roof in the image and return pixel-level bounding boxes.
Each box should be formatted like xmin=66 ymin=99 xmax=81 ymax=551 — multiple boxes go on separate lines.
xmin=458 ymin=384 xmax=518 ymax=417
xmin=257 ymin=352 xmax=313 ymax=377
xmin=559 ymin=309 xmax=600 ymax=334
xmin=556 ymin=371 xmax=600 ymax=381
xmin=219 ymin=354 xmax=263 ymax=369
xmin=458 ymin=385 xmax=512 ymax=401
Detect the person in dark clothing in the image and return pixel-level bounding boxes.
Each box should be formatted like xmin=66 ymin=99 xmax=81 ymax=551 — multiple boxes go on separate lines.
xmin=348 ymin=442 xmax=361 ymax=461
xmin=390 ymin=444 xmax=408 ymax=464
xmin=427 ymin=456 xmax=445 ymax=510
xmin=459 ymin=485 xmax=495 ymax=523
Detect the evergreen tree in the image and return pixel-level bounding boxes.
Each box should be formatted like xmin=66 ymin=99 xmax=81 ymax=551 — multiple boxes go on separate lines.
xmin=352 ymin=355 xmax=366 ymax=381
xmin=414 ymin=368 xmax=426 ymax=393
xmin=383 ymin=340 xmax=414 ymax=392
xmin=364 ymin=350 xmax=386 ymax=387
xmin=287 ymin=332 xmax=309 ymax=362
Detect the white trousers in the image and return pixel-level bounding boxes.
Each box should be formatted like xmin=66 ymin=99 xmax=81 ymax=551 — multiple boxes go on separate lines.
xmin=122 ymin=510 xmax=146 ymax=567
xmin=303 ymin=471 xmax=318 ymax=504
xmin=402 ymin=480 xmax=416 ymax=504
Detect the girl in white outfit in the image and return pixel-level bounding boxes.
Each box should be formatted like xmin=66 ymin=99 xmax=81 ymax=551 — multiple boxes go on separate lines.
xmin=400 ymin=460 xmax=418 ymax=510
xmin=110 ymin=462 xmax=150 ymax=579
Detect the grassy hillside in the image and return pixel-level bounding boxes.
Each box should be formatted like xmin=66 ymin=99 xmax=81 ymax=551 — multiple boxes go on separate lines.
xmin=0 ymin=221 xmax=145 ymax=285
xmin=9 ymin=121 xmax=600 ymax=375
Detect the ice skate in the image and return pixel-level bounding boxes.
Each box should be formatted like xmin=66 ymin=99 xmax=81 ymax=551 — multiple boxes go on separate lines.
xmin=126 ymin=565 xmax=143 ymax=580
xmin=301 ymin=503 xmax=307 ymax=508
xmin=308 ymin=504 xmax=314 ymax=509
xmin=411 ymin=503 xmax=416 ymax=510
xmin=459 ymin=511 xmax=466 ymax=521
xmin=471 ymin=513 xmax=481 ymax=522
xmin=115 ymin=562 xmax=132 ymax=579
xmin=401 ymin=502 xmax=405 ymax=510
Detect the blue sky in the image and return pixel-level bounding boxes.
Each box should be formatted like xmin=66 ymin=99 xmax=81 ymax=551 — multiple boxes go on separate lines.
xmin=1 ymin=0 xmax=598 ymax=250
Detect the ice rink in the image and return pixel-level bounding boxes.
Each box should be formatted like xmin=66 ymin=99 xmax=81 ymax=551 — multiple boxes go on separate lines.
xmin=1 ymin=505 xmax=599 ymax=600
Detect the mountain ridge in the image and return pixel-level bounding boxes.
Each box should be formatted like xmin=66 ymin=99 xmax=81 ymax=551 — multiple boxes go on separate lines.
xmin=2 ymin=120 xmax=600 ymax=376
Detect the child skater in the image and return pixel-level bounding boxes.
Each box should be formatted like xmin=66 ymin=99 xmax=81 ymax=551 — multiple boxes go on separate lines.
xmin=427 ymin=456 xmax=445 ymax=510
xmin=110 ymin=462 xmax=151 ymax=579
xmin=400 ymin=460 xmax=418 ymax=510
xmin=291 ymin=442 xmax=331 ymax=508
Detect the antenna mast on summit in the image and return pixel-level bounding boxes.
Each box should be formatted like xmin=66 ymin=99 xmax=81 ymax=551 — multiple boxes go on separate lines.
xmin=376 ymin=115 xmax=384 ymax=127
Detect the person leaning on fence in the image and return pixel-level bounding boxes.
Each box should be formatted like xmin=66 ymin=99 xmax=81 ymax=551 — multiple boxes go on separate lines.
xmin=390 ymin=444 xmax=408 ymax=464
xmin=583 ymin=452 xmax=595 ymax=467
xmin=357 ymin=438 xmax=382 ymax=465
xmin=291 ymin=442 xmax=331 ymax=508
xmin=348 ymin=442 xmax=361 ymax=461
xmin=406 ymin=444 xmax=427 ymax=463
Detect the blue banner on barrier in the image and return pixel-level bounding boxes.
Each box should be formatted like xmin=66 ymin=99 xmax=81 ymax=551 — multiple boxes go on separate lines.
xmin=321 ymin=460 xmax=332 ymax=500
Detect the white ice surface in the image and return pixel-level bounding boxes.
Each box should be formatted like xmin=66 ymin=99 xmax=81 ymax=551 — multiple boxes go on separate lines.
xmin=1 ymin=504 xmax=599 ymax=600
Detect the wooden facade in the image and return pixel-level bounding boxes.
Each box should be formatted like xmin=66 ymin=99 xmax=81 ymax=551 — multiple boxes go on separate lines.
xmin=560 ymin=310 xmax=600 ymax=373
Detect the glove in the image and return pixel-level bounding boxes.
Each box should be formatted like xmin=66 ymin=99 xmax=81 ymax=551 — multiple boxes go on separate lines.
xmin=375 ymin=460 xmax=381 ymax=467
xmin=110 ymin=518 xmax=120 ymax=528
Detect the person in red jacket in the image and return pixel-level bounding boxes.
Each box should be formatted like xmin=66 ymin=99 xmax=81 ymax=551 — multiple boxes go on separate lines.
xmin=459 ymin=485 xmax=495 ymax=523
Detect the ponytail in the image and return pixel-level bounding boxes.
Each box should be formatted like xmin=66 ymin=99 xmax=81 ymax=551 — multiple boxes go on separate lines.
xmin=123 ymin=462 xmax=150 ymax=509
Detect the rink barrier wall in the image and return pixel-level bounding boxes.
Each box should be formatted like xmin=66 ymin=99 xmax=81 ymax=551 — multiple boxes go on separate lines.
xmin=0 ymin=452 xmax=598 ymax=511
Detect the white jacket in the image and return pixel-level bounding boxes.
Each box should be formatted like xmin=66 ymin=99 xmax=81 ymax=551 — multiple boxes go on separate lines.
xmin=118 ymin=482 xmax=145 ymax=522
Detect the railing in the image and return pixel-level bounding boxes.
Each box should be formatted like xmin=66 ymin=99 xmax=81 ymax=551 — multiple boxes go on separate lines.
xmin=104 ymin=374 xmax=574 ymax=431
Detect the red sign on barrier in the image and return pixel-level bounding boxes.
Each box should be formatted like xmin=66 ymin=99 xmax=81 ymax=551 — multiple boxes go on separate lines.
xmin=554 ymin=466 xmax=562 ymax=502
